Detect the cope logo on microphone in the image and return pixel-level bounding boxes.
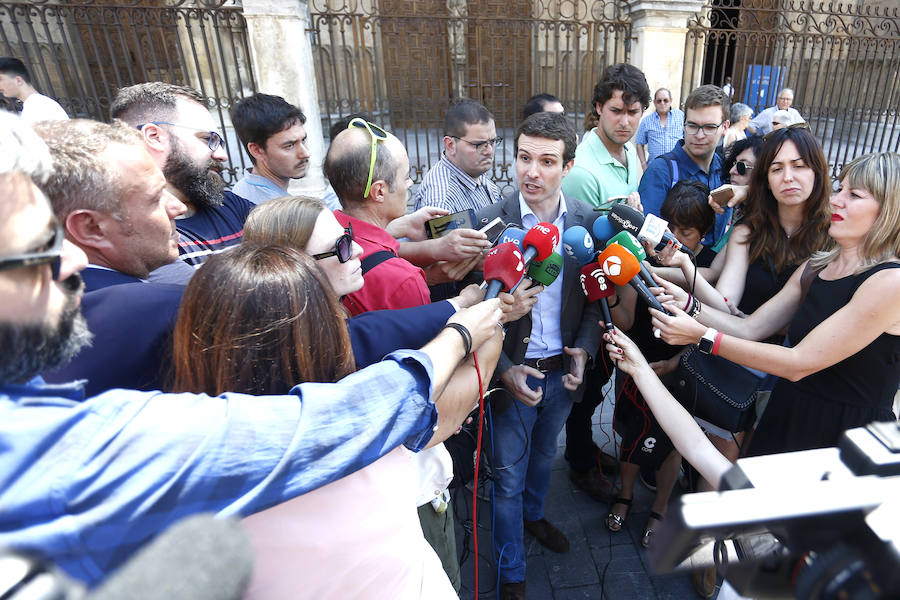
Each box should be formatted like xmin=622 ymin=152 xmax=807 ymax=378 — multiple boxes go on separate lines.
xmin=590 ymin=268 xmax=607 ymax=290
xmin=602 ymin=256 xmax=622 ymax=277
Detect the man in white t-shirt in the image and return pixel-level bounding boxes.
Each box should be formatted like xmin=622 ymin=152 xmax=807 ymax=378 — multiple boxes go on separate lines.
xmin=0 ymin=57 xmax=69 ymax=124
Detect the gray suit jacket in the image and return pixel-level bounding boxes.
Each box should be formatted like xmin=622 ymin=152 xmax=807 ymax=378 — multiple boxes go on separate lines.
xmin=474 ymin=192 xmax=602 ymax=405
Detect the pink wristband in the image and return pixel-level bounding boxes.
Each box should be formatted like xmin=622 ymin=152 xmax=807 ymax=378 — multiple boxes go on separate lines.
xmin=712 ymin=332 xmax=724 ymax=356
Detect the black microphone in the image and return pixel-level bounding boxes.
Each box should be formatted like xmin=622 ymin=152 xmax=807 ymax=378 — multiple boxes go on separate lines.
xmin=607 ymin=204 xmax=694 ymax=257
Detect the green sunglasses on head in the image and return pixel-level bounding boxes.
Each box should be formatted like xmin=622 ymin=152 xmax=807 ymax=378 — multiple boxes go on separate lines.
xmin=347 ymin=118 xmax=389 ymax=199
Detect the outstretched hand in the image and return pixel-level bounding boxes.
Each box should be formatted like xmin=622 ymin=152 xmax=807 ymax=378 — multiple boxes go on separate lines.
xmin=603 ymin=327 xmax=650 ymax=377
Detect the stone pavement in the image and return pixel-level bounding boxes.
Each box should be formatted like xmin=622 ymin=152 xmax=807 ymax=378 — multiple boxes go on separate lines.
xmin=452 ymin=378 xmax=719 ymax=600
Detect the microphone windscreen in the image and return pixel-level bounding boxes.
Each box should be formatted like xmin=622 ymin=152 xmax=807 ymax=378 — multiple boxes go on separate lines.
xmin=596 ymin=243 xmax=641 ymax=286
xmin=607 ymin=231 xmax=646 ymax=262
xmin=527 ymin=251 xmax=563 ymax=287
xmin=562 ymin=226 xmax=594 ymax=266
xmin=607 ymin=204 xmax=645 ymax=237
xmin=497 ymin=225 xmax=525 ymax=250
xmin=88 ymin=514 xmax=252 ymax=600
xmin=591 ymin=217 xmax=617 ymax=246
xmin=522 ymin=222 xmax=559 ymax=262
xmin=483 ymin=242 xmax=526 ymax=293
xmin=579 ymin=262 xmax=616 ymax=302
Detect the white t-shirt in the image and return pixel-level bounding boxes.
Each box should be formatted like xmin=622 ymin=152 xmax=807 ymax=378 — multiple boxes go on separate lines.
xmin=21 ymin=92 xmax=69 ymax=124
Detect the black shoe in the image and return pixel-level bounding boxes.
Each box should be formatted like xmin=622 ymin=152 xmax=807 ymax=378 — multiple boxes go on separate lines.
xmin=569 ymin=467 xmax=616 ymax=503
xmin=524 ymin=518 xmax=570 ymax=553
xmin=500 ymin=580 xmax=526 ymax=600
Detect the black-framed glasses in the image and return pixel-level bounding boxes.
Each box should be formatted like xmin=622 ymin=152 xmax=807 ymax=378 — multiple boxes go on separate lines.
xmin=347 ymin=118 xmax=389 ymax=199
xmin=137 ymin=121 xmax=224 ymax=152
xmin=449 ymin=136 xmax=502 ymax=151
xmin=763 ymin=121 xmax=810 ymax=140
xmin=684 ymin=121 xmax=723 ymax=136
xmin=734 ymin=160 xmax=754 ymax=176
xmin=311 ymin=223 xmax=355 ymax=263
xmin=0 ymin=222 xmax=64 ymax=280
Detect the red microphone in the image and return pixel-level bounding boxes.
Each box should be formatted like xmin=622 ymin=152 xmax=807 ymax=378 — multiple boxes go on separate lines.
xmin=597 ymin=243 xmax=670 ymax=314
xmin=579 ymin=262 xmax=616 ymax=332
xmin=483 ymin=242 xmax=525 ymax=299
xmin=521 ymin=222 xmax=559 ymax=267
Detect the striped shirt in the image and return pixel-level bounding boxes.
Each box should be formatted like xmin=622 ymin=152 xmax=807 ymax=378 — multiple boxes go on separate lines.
xmin=413 ymin=154 xmax=502 ymax=213
xmin=176 ymin=191 xmax=252 ymax=266
xmin=635 ymin=109 xmax=685 ymax=164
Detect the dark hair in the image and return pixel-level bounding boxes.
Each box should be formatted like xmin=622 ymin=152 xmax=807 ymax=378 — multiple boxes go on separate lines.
xmin=741 ymin=127 xmax=833 ymax=271
xmin=110 ymin=82 xmax=204 ymax=125
xmin=684 ymin=84 xmax=731 ymax=124
xmin=324 ymin=125 xmax=396 ymax=206
xmin=722 ymin=135 xmax=763 ymax=182
xmin=522 ymin=93 xmax=561 ymax=120
xmin=0 ymin=57 xmax=30 ymax=83
xmin=172 ymin=244 xmax=355 ymax=395
xmin=230 ymin=94 xmax=305 ymax=165
xmin=329 ymin=113 xmax=371 ymax=140
xmin=515 ymin=111 xmax=577 ymax=164
xmin=591 ymin=63 xmax=651 ymax=114
xmin=661 ymin=180 xmax=714 ymax=236
xmin=444 ymin=98 xmax=493 ymax=138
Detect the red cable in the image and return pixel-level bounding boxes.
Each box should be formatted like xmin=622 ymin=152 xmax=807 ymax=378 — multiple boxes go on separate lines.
xmin=471 ymin=351 xmax=484 ymax=599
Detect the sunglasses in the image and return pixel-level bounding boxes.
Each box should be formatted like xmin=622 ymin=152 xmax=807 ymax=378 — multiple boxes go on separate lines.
xmin=734 ymin=160 xmax=753 ymax=176
xmin=312 ymin=223 xmax=355 ymax=263
xmin=347 ymin=118 xmax=388 ymax=198
xmin=137 ymin=121 xmax=225 ymax=152
xmin=0 ymin=222 xmax=64 ymax=280
xmin=449 ymin=135 xmax=502 ymax=151
xmin=764 ymin=121 xmax=810 ymax=140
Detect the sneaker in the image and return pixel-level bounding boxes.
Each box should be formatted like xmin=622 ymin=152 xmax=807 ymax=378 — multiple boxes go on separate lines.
xmin=524 ymin=518 xmax=570 ymax=553
xmin=569 ymin=467 xmax=616 ymax=503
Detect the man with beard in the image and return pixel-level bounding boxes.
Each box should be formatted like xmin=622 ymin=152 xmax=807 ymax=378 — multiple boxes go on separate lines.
xmin=638 ymin=84 xmax=732 ymax=247
xmin=34 ymin=119 xmax=188 ymax=395
xmin=0 ymin=111 xmax=504 ymax=587
xmin=111 ymin=82 xmax=251 ymax=266
xmin=230 ymin=93 xmax=310 ymax=205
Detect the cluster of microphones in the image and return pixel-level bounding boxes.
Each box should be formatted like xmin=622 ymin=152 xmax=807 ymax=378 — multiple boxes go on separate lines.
xmin=482 ymin=205 xmax=693 ymax=333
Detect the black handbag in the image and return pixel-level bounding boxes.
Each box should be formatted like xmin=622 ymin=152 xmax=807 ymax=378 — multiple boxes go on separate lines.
xmin=672 ymin=345 xmax=762 ymax=433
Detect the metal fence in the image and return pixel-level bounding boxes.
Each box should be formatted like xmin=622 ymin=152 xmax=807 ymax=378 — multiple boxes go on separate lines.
xmin=682 ymin=0 xmax=900 ymax=178
xmin=0 ymin=0 xmax=256 ymax=183
xmin=308 ymin=0 xmax=632 ymax=193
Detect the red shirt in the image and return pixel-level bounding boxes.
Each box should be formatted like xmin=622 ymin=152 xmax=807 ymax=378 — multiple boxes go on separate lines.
xmin=334 ymin=210 xmax=431 ymax=316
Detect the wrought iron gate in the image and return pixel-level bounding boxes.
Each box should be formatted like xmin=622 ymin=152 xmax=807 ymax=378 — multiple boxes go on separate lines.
xmin=0 ymin=0 xmax=256 ymax=182
xmin=308 ymin=0 xmax=632 ymax=191
xmin=682 ymin=0 xmax=900 ymax=179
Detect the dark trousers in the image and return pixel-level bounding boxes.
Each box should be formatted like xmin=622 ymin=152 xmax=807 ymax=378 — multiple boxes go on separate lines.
xmin=564 ymin=354 xmax=615 ymax=473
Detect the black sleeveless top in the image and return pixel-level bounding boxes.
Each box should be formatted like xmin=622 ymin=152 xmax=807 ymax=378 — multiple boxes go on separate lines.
xmin=748 ymin=262 xmax=900 ymax=456
xmin=738 ymin=257 xmax=797 ymax=315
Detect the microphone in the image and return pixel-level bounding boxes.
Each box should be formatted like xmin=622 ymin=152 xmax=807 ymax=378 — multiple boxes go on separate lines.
xmin=562 ymin=226 xmax=595 ymax=266
xmin=579 ymin=262 xmax=616 ymax=333
xmin=483 ymin=242 xmax=525 ymax=299
xmin=526 ymin=251 xmax=563 ymax=287
xmin=521 ymin=222 xmax=559 ymax=268
xmin=496 ymin=225 xmax=525 ymax=250
xmin=607 ymin=204 xmax=693 ymax=257
xmin=597 ymin=243 xmax=670 ymax=315
xmin=607 ymin=230 xmax=656 ymax=288
xmin=591 ymin=215 xmax=617 ymax=247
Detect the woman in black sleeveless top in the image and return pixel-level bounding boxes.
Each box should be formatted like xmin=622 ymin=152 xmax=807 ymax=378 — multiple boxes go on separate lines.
xmin=649 ymin=150 xmax=900 ymax=459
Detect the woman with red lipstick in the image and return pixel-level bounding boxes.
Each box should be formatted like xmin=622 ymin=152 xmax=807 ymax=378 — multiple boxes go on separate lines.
xmin=649 ymin=151 xmax=900 ymax=457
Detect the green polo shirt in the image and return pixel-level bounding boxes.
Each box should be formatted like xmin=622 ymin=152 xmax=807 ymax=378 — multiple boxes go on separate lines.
xmin=562 ymin=128 xmax=641 ymax=213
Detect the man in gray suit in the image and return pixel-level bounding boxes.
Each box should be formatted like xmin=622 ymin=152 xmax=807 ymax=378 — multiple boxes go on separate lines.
xmin=474 ymin=112 xmax=602 ymax=600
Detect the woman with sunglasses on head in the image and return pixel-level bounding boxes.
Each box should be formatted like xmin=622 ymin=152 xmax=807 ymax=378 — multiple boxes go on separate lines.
xmin=172 ymin=244 xmax=504 ymax=599
xmin=651 ymin=151 xmax=900 ymax=458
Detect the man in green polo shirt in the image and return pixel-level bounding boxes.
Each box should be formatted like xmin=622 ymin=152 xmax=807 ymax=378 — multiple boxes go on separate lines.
xmin=562 ymin=63 xmax=650 ymax=214
xmin=559 ymin=63 xmax=651 ymax=504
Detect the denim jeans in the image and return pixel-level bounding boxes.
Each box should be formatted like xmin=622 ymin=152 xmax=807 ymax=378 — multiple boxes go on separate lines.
xmin=490 ymin=369 xmax=573 ymax=583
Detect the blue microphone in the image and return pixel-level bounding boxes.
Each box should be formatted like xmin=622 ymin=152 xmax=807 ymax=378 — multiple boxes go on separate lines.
xmin=562 ymin=226 xmax=595 ymax=266
xmin=497 ymin=225 xmax=526 ymax=250
xmin=592 ymin=216 xmax=617 ymax=247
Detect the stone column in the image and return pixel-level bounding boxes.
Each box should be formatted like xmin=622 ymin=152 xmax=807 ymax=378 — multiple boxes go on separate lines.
xmin=627 ymin=0 xmax=705 ymax=108
xmin=241 ymin=0 xmax=327 ymax=197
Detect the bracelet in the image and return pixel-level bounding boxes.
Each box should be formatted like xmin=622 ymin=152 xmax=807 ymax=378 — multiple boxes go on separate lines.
xmin=443 ymin=323 xmax=472 ymax=357
xmin=690 ymin=297 xmax=702 ymax=318
xmin=712 ymin=331 xmax=724 ymax=356
xmin=683 ymin=294 xmax=693 ymax=313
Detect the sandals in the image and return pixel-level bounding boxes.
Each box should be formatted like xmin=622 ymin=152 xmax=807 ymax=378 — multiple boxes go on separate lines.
xmin=606 ymin=497 xmax=632 ymax=532
xmin=641 ymin=511 xmax=664 ymax=548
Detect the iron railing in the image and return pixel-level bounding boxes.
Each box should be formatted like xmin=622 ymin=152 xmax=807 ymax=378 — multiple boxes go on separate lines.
xmin=0 ymin=0 xmax=257 ymax=183
xmin=683 ymin=0 xmax=900 ymax=179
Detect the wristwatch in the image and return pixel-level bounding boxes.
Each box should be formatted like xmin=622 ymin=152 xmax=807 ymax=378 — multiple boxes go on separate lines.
xmin=698 ymin=327 xmax=718 ymax=354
